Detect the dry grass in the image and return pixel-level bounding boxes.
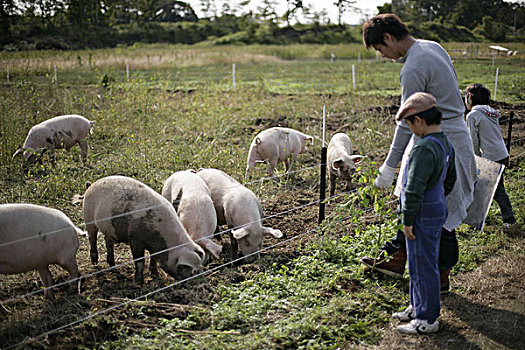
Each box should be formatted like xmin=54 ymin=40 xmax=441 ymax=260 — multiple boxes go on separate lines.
xmin=373 ymin=238 xmax=525 ymax=350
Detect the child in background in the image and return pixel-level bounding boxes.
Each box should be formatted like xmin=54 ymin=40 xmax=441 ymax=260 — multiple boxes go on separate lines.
xmin=392 ymin=92 xmax=456 ymax=334
xmin=465 ymin=83 xmax=517 ymax=227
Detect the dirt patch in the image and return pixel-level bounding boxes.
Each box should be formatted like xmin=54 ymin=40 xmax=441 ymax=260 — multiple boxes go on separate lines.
xmin=373 ymin=242 xmax=525 ymax=350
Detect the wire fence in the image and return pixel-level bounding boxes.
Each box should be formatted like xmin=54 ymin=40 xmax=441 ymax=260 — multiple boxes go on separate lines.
xmin=1 ymin=109 xmax=523 ymax=347
xmin=0 ymin=161 xmax=369 ymax=305
xmin=3 ymin=132 xmax=524 ymax=297
xmin=5 ymin=226 xmax=322 ymax=350
xmin=3 ymin=186 xmax=386 ymax=350
xmin=6 ymin=182 xmax=396 ymax=350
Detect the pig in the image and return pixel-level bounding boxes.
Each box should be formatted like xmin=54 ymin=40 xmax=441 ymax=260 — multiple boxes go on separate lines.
xmin=0 ymin=203 xmax=81 ymax=299
xmin=197 ymin=168 xmax=282 ymax=262
xmin=327 ymin=133 xmax=364 ymax=196
xmin=82 ymin=175 xmax=205 ymax=285
xmin=13 ymin=114 xmax=94 ymax=167
xmin=245 ymin=127 xmax=314 ymax=181
xmin=162 ymin=170 xmax=222 ymax=261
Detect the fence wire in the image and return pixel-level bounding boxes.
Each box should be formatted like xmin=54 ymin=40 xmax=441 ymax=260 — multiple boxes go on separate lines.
xmin=8 ymin=191 xmax=386 ymax=350
xmin=1 ymin=167 xmax=365 ymax=305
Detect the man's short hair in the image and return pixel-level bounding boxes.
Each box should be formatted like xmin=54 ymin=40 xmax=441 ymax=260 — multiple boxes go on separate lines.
xmin=363 ymin=14 xmax=410 ymax=49
xmin=465 ymin=83 xmax=490 ymax=106
xmin=406 ymin=107 xmax=442 ymax=126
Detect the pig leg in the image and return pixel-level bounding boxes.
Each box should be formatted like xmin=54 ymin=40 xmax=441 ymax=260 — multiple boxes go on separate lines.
xmin=267 ymin=158 xmax=278 ymax=182
xmin=229 ymin=231 xmax=239 ymax=260
xmin=50 ymin=148 xmax=57 ymax=168
xmin=105 ymin=236 xmax=115 ymax=267
xmin=130 ymin=242 xmax=145 ymax=285
xmin=284 ymin=158 xmax=295 ymax=182
xmin=245 ymin=163 xmax=255 ymax=182
xmin=86 ymin=224 xmax=99 ymax=265
xmin=78 ymin=140 xmax=88 ymax=163
xmin=330 ymin=174 xmax=337 ymax=197
xmin=149 ymin=255 xmax=159 ymax=278
xmin=58 ymin=256 xmax=80 ymax=294
xmin=38 ymin=266 xmax=55 ymax=299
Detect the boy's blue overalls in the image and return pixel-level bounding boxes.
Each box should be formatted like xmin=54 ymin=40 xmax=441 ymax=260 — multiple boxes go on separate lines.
xmin=401 ymin=136 xmax=453 ymax=323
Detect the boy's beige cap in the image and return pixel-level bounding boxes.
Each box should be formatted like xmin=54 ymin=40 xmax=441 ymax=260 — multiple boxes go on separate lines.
xmin=395 ymin=92 xmax=437 ymax=121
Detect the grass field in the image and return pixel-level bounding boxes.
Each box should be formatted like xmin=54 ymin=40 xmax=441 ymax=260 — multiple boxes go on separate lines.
xmin=0 ymin=43 xmax=524 ymax=349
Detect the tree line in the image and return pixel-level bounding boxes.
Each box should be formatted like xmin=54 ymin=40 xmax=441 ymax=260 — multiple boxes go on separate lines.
xmin=1 ymin=0 xmax=524 ymax=51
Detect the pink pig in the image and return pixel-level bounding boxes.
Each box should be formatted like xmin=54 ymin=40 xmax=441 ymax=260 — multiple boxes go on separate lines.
xmin=0 ymin=203 xmax=81 ymax=299
xmin=327 ymin=133 xmax=364 ymax=196
xmin=13 ymin=114 xmax=94 ymax=167
xmin=245 ymin=127 xmax=314 ymax=181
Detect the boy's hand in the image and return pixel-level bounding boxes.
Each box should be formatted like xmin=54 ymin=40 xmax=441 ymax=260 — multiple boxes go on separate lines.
xmin=403 ymin=225 xmax=416 ymax=240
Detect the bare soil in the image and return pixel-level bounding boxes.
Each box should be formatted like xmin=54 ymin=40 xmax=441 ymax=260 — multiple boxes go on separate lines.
xmin=372 ymin=240 xmax=525 ymax=350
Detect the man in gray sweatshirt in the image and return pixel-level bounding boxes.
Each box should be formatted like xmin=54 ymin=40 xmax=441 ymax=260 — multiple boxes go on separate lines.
xmin=465 ymin=83 xmax=516 ymax=226
xmin=360 ymin=14 xmax=477 ymax=293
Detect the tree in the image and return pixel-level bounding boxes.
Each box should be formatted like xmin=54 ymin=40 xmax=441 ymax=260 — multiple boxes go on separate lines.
xmin=256 ymin=0 xmax=278 ymax=23
xmin=282 ymin=0 xmax=303 ymax=26
xmin=199 ymin=0 xmax=216 ymax=18
xmin=333 ymin=0 xmax=357 ymax=25
xmin=449 ymin=0 xmax=483 ymax=29
xmin=150 ymin=0 xmax=198 ymax=22
xmin=0 ymin=0 xmax=17 ymax=35
xmin=481 ymin=15 xmax=507 ymax=41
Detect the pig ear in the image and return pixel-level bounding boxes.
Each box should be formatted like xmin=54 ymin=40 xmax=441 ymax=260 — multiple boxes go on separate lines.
xmin=232 ymin=227 xmax=249 ymax=240
xmin=306 ymin=136 xmax=314 ymax=145
xmin=178 ymin=249 xmax=202 ymax=269
xmin=350 ymin=155 xmax=364 ymax=164
xmin=332 ymin=158 xmax=344 ymax=170
xmin=195 ymin=245 xmax=206 ymax=264
xmin=12 ymin=148 xmax=24 ymax=159
xmin=204 ymin=241 xmax=222 ymax=260
xmin=263 ymin=227 xmax=283 ymax=238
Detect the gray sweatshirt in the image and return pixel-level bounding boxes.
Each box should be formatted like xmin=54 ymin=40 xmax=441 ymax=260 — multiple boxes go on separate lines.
xmin=466 ymin=105 xmax=509 ymax=161
xmin=384 ymin=39 xmax=477 ymax=231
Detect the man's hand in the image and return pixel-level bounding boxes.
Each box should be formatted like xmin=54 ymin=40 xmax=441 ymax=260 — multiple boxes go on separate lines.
xmin=403 ymin=225 xmax=416 ymax=240
xmin=373 ymin=163 xmax=396 ymax=189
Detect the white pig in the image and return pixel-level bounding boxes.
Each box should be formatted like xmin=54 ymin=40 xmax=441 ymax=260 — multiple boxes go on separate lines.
xmin=13 ymin=114 xmax=94 ymax=167
xmin=245 ymin=127 xmax=314 ymax=181
xmin=327 ymin=133 xmax=364 ymax=196
xmin=197 ymin=168 xmax=282 ymax=262
xmin=0 ymin=203 xmax=81 ymax=299
xmin=82 ymin=175 xmax=205 ymax=285
xmin=162 ymin=170 xmax=222 ymax=261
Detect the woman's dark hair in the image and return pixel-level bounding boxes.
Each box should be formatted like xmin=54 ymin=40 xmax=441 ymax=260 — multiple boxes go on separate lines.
xmin=363 ymin=14 xmax=410 ymax=49
xmin=406 ymin=107 xmax=442 ymax=126
xmin=465 ymin=83 xmax=490 ymax=106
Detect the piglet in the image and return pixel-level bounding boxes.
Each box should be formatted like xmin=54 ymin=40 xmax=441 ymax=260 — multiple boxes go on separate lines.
xmin=13 ymin=114 xmax=94 ymax=167
xmin=327 ymin=133 xmax=363 ymax=196
xmin=0 ymin=203 xmax=81 ymax=299
xmin=245 ymin=127 xmax=314 ymax=181
xmin=82 ymin=175 xmax=205 ymax=285
xmin=197 ymin=168 xmax=282 ymax=263
xmin=162 ymin=170 xmax=222 ymax=262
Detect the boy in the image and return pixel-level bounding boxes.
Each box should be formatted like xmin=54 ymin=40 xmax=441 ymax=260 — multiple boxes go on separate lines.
xmin=393 ymin=92 xmax=457 ymax=334
xmin=465 ymin=83 xmax=517 ymax=227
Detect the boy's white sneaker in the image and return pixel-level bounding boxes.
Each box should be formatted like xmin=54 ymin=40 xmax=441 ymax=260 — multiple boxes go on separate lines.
xmin=396 ymin=319 xmax=439 ymax=334
xmin=392 ymin=305 xmax=414 ymax=321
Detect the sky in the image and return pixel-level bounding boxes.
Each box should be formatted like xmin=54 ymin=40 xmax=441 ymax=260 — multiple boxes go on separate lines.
xmin=186 ymin=0 xmax=390 ymax=25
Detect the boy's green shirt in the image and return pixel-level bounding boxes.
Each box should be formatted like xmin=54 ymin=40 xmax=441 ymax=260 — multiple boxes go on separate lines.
xmin=401 ymin=132 xmax=457 ymax=226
